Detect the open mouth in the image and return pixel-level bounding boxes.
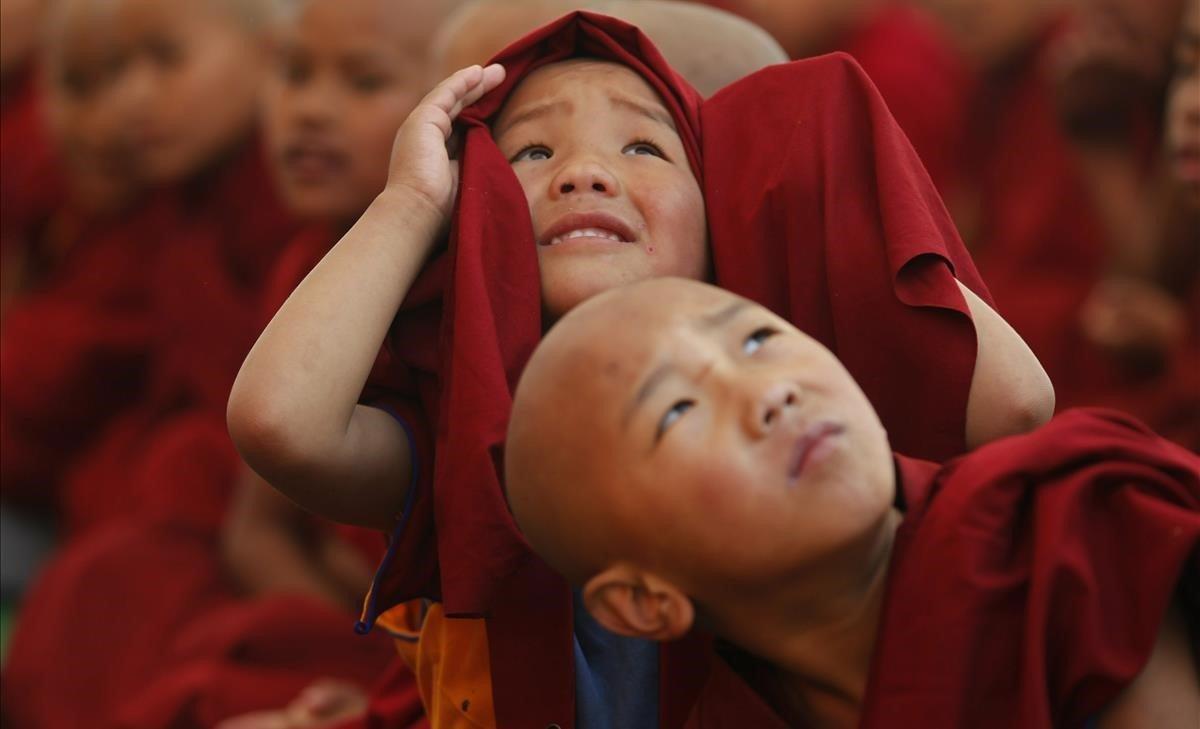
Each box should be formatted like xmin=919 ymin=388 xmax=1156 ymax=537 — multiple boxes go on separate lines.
xmin=787 ymin=422 xmax=845 ymax=480
xmin=282 ymin=142 xmax=348 ymax=180
xmin=547 ymin=227 xmax=627 ymax=246
xmin=539 ymin=211 xmax=637 ymax=247
xmin=1172 ymin=147 xmax=1200 ymax=183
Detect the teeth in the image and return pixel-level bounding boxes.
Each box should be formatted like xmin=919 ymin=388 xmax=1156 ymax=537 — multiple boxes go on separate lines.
xmin=549 ymin=227 xmax=625 ymax=246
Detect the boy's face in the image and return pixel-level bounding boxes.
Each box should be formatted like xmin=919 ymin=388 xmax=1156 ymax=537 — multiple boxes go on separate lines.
xmin=42 ymin=0 xmax=137 ymax=212
xmin=108 ymin=0 xmax=265 ymax=183
xmin=509 ymin=279 xmax=895 ymax=599
xmin=1166 ymin=1 xmax=1199 ymax=207
xmin=262 ymin=0 xmax=428 ymax=221
xmin=493 ymin=60 xmax=709 ymax=320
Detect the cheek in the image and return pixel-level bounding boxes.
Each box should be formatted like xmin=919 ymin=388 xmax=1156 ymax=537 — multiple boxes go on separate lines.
xmin=640 ymin=174 xmax=708 ymax=279
xmin=348 ymin=98 xmax=414 ymax=179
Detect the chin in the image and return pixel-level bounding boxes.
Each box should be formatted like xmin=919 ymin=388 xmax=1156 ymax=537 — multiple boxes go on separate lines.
xmin=537 ymin=258 xmax=647 ymax=321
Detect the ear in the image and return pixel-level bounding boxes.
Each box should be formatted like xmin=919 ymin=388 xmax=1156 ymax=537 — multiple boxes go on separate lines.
xmin=582 ymin=564 xmax=694 ymax=641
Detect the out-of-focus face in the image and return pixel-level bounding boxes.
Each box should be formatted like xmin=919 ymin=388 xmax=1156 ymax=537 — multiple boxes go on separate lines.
xmin=262 ymin=0 xmax=429 ymax=221
xmin=1 ymin=0 xmax=46 ymax=77
xmin=107 ymin=0 xmax=265 ymax=183
xmin=1166 ymin=1 xmax=1199 ymax=207
xmin=508 ymin=279 xmax=894 ymax=600
xmin=492 ymin=60 xmax=709 ymax=320
xmin=917 ymin=0 xmax=1052 ymax=68
xmin=41 ymin=0 xmax=138 ymax=212
xmin=1066 ymin=0 xmax=1185 ymax=81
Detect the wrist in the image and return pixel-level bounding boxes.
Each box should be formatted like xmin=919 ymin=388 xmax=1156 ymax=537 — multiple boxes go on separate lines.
xmin=374 ymin=183 xmax=447 ymax=235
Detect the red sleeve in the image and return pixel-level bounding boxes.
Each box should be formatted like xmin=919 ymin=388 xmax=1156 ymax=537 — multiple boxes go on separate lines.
xmin=355 ymin=369 xmax=442 ymax=630
xmin=863 ymin=409 xmax=1200 ymax=728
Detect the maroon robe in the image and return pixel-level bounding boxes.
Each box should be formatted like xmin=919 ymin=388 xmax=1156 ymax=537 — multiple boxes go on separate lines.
xmin=0 ymin=64 xmax=65 ymax=265
xmin=685 ymin=409 xmax=1200 ymax=727
xmin=2 ymin=224 xmax=410 ymax=729
xmin=356 ymin=11 xmax=991 ymax=727
xmin=1 ymin=199 xmax=173 ymax=511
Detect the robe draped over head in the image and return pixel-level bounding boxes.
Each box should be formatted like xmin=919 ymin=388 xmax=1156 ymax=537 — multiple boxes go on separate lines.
xmin=368 ymin=10 xmax=988 ymax=624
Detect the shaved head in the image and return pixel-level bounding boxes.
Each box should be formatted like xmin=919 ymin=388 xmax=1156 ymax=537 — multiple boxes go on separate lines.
xmin=507 ymin=278 xmax=895 ymax=601
xmin=506 ymin=279 xmax=718 ymax=584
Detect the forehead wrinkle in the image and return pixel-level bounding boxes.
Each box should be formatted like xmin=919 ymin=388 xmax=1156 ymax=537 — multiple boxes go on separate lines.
xmin=494 ymin=98 xmax=571 ymax=140
xmin=608 ymin=93 xmax=676 ymax=132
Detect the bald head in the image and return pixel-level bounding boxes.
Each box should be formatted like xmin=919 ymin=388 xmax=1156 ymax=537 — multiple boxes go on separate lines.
xmin=433 ymin=0 xmax=786 ymax=96
xmin=507 ymin=278 xmax=895 ymax=598
xmin=506 ymin=279 xmax=686 ymax=584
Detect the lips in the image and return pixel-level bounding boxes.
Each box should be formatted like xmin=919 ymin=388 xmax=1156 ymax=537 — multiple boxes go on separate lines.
xmin=538 ymin=211 xmax=637 ymax=247
xmin=1172 ymin=147 xmax=1200 ymax=183
xmin=787 ymin=421 xmax=845 ymax=480
xmin=281 ymin=141 xmax=348 ymax=182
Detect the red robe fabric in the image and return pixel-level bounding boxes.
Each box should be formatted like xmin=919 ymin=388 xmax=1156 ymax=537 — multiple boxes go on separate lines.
xmin=964 ymin=28 xmax=1200 ymax=450
xmin=685 ymin=409 xmax=1200 ymax=727
xmin=55 ymin=138 xmax=298 ymax=534
xmin=2 ymin=224 xmax=410 ymax=729
xmin=690 ymin=2 xmax=971 ymax=197
xmin=0 ymin=199 xmax=174 ymax=511
xmin=0 ymin=64 xmax=64 ymax=262
xmin=359 ymin=11 xmax=991 ymax=727
xmin=834 ymin=4 xmax=971 ymax=199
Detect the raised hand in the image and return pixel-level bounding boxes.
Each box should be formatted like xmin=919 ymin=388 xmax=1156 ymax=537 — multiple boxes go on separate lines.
xmin=386 ymin=63 xmax=506 ymax=221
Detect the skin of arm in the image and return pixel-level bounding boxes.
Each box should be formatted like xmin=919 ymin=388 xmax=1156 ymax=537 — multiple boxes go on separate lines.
xmin=221 ymin=468 xmax=367 ymax=610
xmin=227 ymin=64 xmax=506 ymax=530
xmin=1097 ymin=599 xmax=1200 ymax=729
xmin=957 ymin=279 xmax=1056 ymax=449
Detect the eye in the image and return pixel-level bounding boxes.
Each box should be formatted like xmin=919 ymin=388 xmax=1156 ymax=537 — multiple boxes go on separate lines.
xmin=281 ymin=58 xmax=310 ymax=85
xmin=147 ymin=37 xmax=182 ymax=69
xmin=742 ymin=326 xmax=778 ymax=356
xmin=511 ymin=144 xmax=552 ymax=163
xmin=350 ymin=72 xmax=388 ymax=93
xmin=623 ymin=140 xmax=665 ymax=158
xmin=656 ymin=399 xmax=694 ymax=440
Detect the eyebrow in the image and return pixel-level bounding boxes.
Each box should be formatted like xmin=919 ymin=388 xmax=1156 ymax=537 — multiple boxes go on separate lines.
xmin=621 ymin=361 xmax=677 ymax=429
xmin=619 ymin=301 xmax=751 ymax=428
xmin=608 ymin=94 xmax=676 ymax=131
xmin=493 ymin=99 xmax=572 ymax=139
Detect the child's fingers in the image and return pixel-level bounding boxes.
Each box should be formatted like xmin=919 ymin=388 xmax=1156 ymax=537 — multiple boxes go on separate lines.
xmin=448 ymin=63 xmax=505 ymax=118
xmin=420 ymin=64 xmax=504 ymax=120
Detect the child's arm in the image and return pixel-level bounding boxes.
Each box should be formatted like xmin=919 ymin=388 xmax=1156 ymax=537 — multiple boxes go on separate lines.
xmin=221 ymin=468 xmax=363 ymax=610
xmin=1096 ymin=598 xmax=1200 ymax=729
xmin=227 ymin=64 xmax=506 ymax=530
xmin=957 ymin=280 xmax=1056 ymax=449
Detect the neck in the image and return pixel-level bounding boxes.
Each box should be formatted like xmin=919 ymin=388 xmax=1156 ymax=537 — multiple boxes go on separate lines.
xmin=715 ymin=509 xmax=900 ymax=728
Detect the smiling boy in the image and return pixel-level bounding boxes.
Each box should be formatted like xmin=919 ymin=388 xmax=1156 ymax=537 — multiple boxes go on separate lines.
xmin=506 ymin=277 xmax=1200 ymax=729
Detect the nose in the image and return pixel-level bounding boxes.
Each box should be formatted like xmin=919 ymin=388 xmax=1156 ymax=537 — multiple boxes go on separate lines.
xmin=549 ymin=156 xmax=619 ymax=199
xmin=744 ymin=379 xmax=800 ymax=437
xmin=110 ymin=60 xmax=156 ymax=127
xmin=291 ymin=75 xmax=336 ymax=129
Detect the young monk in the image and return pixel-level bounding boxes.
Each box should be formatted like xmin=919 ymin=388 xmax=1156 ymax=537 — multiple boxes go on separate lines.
xmin=1 ymin=0 xmax=320 ymax=726
xmin=213 ymin=1 xmax=469 ymax=726
xmin=229 ymin=12 xmax=1052 ymax=728
xmin=0 ymin=0 xmax=163 ymax=512
xmin=505 ymin=276 xmax=1200 ymax=729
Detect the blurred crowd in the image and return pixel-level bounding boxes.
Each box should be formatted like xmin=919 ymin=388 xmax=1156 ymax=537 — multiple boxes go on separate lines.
xmin=0 ymin=0 xmax=1196 ymax=727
